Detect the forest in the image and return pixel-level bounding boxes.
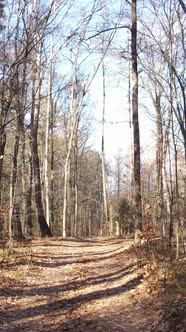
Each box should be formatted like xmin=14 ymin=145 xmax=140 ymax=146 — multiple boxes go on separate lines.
xmin=0 ymin=0 xmax=185 ymax=246
xmin=0 ymin=0 xmax=186 ymax=331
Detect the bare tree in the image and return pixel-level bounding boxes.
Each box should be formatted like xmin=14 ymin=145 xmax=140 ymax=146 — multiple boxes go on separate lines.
xmin=30 ymin=0 xmax=54 ymax=237
xmin=101 ymin=59 xmax=109 ymax=235
xmin=131 ymin=0 xmax=142 ymax=243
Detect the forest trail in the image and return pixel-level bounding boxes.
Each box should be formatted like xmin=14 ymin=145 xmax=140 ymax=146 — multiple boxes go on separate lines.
xmin=0 ymin=238 xmax=183 ymax=331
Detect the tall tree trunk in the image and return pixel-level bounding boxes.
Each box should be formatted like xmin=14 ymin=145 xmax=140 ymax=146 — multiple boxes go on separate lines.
xmin=128 ymin=36 xmax=134 ymax=204
xmin=101 ymin=60 xmax=108 ymax=235
xmin=21 ymin=125 xmax=33 ymax=236
xmin=9 ymin=133 xmax=19 ymax=240
xmin=0 ymin=127 xmax=6 ymax=190
xmin=154 ymin=92 xmax=164 ymax=231
xmin=0 ymin=21 xmax=9 ymax=196
xmin=168 ymin=8 xmax=174 ymax=242
xmin=62 ymin=50 xmax=79 ymax=237
xmin=74 ymin=137 xmax=78 ymax=237
xmin=125 ymin=35 xmax=135 ymax=232
xmin=131 ymin=0 xmax=142 ymax=243
xmin=168 ymin=141 xmax=174 ymax=241
xmin=26 ymin=148 xmax=33 ymax=236
xmin=31 ymin=119 xmax=52 ymax=237
xmin=44 ymin=1 xmax=55 ymax=227
xmin=172 ymin=116 xmax=180 ymax=258
xmin=50 ymin=102 xmax=55 ymax=228
xmin=31 ymin=42 xmax=52 ymax=238
xmin=20 ymin=53 xmax=32 ymax=237
xmin=9 ymin=130 xmax=24 ymax=240
xmin=0 ymin=72 xmax=9 ymax=196
xmin=63 ymin=144 xmax=71 ymax=237
xmin=44 ymin=57 xmax=53 ymax=227
xmin=8 ymin=61 xmax=24 ymax=240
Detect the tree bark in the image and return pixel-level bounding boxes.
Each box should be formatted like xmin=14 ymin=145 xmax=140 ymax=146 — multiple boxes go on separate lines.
xmin=62 ymin=49 xmax=79 ymax=237
xmin=31 ymin=41 xmax=52 ymax=238
xmin=9 ymin=130 xmax=24 ymax=240
xmin=101 ymin=60 xmax=108 ymax=234
xmin=153 ymin=92 xmax=164 ymax=231
xmin=50 ymin=101 xmax=55 ymax=227
xmin=44 ymin=55 xmax=53 ymax=227
xmin=131 ymin=0 xmax=142 ymax=243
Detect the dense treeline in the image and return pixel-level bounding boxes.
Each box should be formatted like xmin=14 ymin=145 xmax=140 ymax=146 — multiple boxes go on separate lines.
xmin=0 ymin=0 xmax=185 ymax=256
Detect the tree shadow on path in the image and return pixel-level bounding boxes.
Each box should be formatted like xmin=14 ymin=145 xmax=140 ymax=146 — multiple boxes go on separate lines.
xmin=0 ymin=262 xmax=137 ymax=298
xmin=0 ymin=275 xmax=142 ymax=326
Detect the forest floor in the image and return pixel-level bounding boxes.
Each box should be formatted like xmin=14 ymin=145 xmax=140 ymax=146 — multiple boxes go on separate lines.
xmin=0 ymin=237 xmax=186 ymax=332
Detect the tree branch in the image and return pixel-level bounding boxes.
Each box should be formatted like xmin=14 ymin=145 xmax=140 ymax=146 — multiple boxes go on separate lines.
xmin=178 ymin=0 xmax=186 ymax=14
xmin=84 ymin=25 xmax=131 ymax=41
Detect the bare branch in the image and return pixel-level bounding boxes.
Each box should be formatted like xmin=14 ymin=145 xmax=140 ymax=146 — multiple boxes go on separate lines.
xmin=178 ymin=0 xmax=186 ymax=14
xmin=84 ymin=25 xmax=131 ymax=41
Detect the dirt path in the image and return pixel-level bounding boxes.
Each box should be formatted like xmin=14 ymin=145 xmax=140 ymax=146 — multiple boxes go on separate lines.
xmin=0 ymin=238 xmax=163 ymax=331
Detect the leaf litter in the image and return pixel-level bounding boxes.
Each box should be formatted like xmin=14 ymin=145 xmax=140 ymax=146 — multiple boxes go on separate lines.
xmin=0 ymin=238 xmax=185 ymax=331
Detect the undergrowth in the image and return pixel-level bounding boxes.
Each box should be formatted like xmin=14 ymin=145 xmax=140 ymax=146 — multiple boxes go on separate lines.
xmin=134 ymin=224 xmax=176 ymax=292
